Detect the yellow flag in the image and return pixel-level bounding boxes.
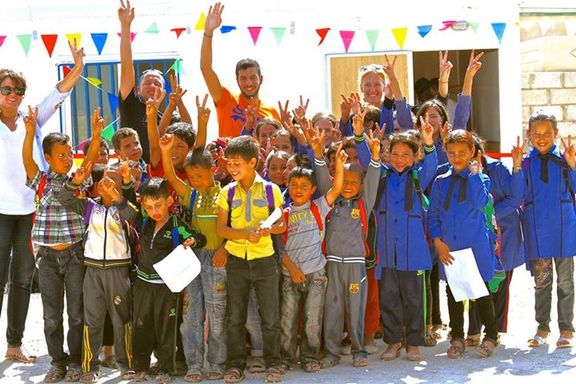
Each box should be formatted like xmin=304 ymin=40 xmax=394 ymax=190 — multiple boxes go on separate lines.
xmin=86 ymin=77 xmax=102 ymax=88
xmin=391 ymin=27 xmax=408 ymax=50
xmin=66 ymin=33 xmax=82 ymax=47
xmin=195 ymin=12 xmax=206 ymax=31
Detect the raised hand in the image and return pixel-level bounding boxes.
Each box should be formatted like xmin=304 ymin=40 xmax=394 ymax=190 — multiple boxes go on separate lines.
xmin=205 ymin=2 xmax=224 ymax=34
xmin=439 ymin=50 xmax=453 ymax=83
xmin=292 ymin=95 xmax=309 ymax=125
xmin=196 ymin=94 xmax=211 ymax=127
xmin=118 ymin=160 xmax=132 ymax=184
xmin=350 ymin=92 xmax=362 ymax=116
xmin=23 ymin=105 xmax=39 ymax=135
xmin=372 ymin=122 xmax=387 ymax=141
xmin=159 ymin=133 xmax=175 ymax=153
xmin=281 ymin=118 xmax=307 ymax=146
xmin=419 ymin=114 xmax=434 ymax=146
xmin=335 ymin=142 xmax=348 ymax=169
xmin=146 ymin=86 xmax=166 ymax=117
xmin=511 ymin=135 xmax=527 ymax=170
xmin=91 ymin=108 xmax=104 ymax=137
xmin=67 ymin=39 xmax=85 ymax=70
xmin=118 ymin=0 xmax=135 ymax=25
xmin=340 ymin=94 xmax=353 ymax=123
xmin=278 ymin=100 xmax=292 ymax=125
xmin=440 ymin=121 xmax=452 ymax=141
xmin=561 ymin=135 xmax=576 ymax=170
xmin=303 ymin=120 xmax=325 ymax=159
xmin=168 ymin=74 xmax=188 ymax=106
xmin=466 ymin=49 xmax=484 ymax=78
xmin=244 ymin=98 xmax=258 ymax=132
xmin=368 ymin=134 xmax=381 ymax=161
xmin=72 ymin=161 xmax=93 ymax=186
xmin=352 ymin=109 xmax=367 ymax=137
xmin=382 ymin=54 xmax=397 ymax=78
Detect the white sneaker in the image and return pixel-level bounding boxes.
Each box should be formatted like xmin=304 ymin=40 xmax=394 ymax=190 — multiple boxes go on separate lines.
xmin=364 ymin=344 xmax=379 ymax=355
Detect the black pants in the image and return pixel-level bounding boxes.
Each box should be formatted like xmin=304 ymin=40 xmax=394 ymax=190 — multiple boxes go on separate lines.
xmin=468 ymin=270 xmax=513 ymax=335
xmin=426 ymin=263 xmax=443 ymax=325
xmin=132 ymin=279 xmax=179 ymax=373
xmin=446 ymin=284 xmax=497 ymax=341
xmin=226 ymin=255 xmax=281 ymax=370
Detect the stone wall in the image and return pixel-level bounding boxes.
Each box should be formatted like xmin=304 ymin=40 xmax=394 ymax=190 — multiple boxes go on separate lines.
xmin=522 ymin=71 xmax=576 ymax=137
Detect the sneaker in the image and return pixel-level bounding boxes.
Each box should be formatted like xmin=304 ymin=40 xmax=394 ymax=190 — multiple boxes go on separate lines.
xmin=364 ymin=344 xmax=378 ymax=355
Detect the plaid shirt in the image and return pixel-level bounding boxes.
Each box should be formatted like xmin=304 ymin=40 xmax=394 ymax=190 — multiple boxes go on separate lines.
xmin=26 ymin=170 xmax=86 ymax=246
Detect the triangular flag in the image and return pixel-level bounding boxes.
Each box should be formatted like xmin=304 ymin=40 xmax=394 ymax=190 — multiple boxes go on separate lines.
xmin=491 ymin=22 xmax=507 ymax=44
xmin=101 ymin=124 xmax=115 ymax=141
xmin=195 ymin=12 xmax=206 ymax=31
xmin=145 ymin=22 xmax=160 ymax=34
xmin=16 ymin=34 xmax=32 ymax=56
xmin=164 ymin=75 xmax=172 ymax=94
xmin=169 ymin=60 xmax=186 ymax=75
xmin=116 ymin=32 xmax=137 ymax=42
xmin=391 ymin=27 xmax=408 ymax=49
xmin=107 ymin=92 xmax=119 ymax=114
xmin=171 ymin=28 xmax=186 ymax=39
xmin=316 ymin=28 xmax=330 ymax=46
xmin=41 ymin=34 xmax=58 ymax=57
xmin=339 ymin=30 xmax=355 ymax=53
xmin=270 ymin=27 xmax=286 ymax=47
xmin=62 ymin=66 xmax=72 ymax=77
xmin=0 ymin=36 xmax=6 ymax=48
xmin=85 ymin=77 xmax=102 ymax=88
xmin=469 ymin=22 xmax=480 ymax=32
xmin=417 ymin=25 xmax=432 ymax=38
xmin=91 ymin=33 xmax=108 ymax=55
xmin=66 ymin=33 xmax=81 ymax=47
xmin=247 ymin=26 xmax=262 ymax=45
xmin=365 ymin=30 xmax=379 ymax=51
xmin=32 ymin=30 xmax=39 ymax=41
xmin=439 ymin=21 xmax=457 ymax=31
xmin=220 ymin=25 xmax=237 ymax=34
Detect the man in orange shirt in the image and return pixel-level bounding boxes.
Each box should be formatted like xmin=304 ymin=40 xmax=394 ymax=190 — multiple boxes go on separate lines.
xmin=200 ymin=2 xmax=279 ymax=138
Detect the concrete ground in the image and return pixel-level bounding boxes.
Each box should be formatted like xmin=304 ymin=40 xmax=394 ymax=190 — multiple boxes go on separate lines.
xmin=1 ymin=267 xmax=575 ymax=383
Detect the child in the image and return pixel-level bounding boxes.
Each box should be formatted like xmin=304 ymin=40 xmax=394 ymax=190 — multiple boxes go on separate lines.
xmin=517 ymin=110 xmax=576 ymax=349
xmin=128 ymin=177 xmax=206 ymax=382
xmin=265 ymin=150 xmax=289 ymax=190
xmin=356 ymin=115 xmax=437 ymax=362
xmin=427 ymin=129 xmax=499 ymax=359
xmin=110 ymin=127 xmax=149 ymax=189
xmin=319 ymin=114 xmax=381 ymax=369
xmin=215 ymin=136 xmax=286 ymax=383
xmin=22 ymin=107 xmax=103 ymax=382
xmin=159 ymin=130 xmax=228 ymax=380
xmin=56 ymin=164 xmax=138 ymax=383
xmin=280 ymin=145 xmax=346 ymax=372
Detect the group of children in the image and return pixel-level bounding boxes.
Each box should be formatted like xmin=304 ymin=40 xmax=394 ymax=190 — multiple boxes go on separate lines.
xmin=16 ymin=4 xmax=576 ymax=384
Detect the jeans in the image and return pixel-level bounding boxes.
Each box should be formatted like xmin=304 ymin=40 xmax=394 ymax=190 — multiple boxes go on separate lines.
xmin=181 ymin=248 xmax=227 ymax=371
xmin=37 ymin=243 xmax=85 ymax=368
xmin=280 ymin=269 xmax=327 ymax=364
xmin=533 ymin=257 xmax=575 ymax=333
xmin=225 ymin=255 xmax=281 ymax=370
xmin=446 ymin=284 xmax=497 ymax=342
xmin=246 ymin=288 xmax=263 ymax=357
xmin=0 ymin=213 xmax=36 ymax=347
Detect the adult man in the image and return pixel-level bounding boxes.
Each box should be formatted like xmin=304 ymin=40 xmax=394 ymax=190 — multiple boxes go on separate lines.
xmin=201 ymin=2 xmax=279 ymax=138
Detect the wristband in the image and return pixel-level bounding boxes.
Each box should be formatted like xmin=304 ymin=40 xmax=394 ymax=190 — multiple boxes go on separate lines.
xmin=203 ymin=32 xmax=213 ymax=38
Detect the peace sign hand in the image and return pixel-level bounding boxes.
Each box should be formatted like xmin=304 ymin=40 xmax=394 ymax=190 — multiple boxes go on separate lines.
xmin=383 ymin=55 xmax=397 ymax=78
xmin=23 ymin=105 xmax=39 ymax=135
xmin=146 ymin=86 xmax=166 ymax=117
xmin=511 ymin=135 xmax=527 ymax=170
xmin=439 ymin=50 xmax=453 ymax=83
xmin=419 ymin=114 xmax=434 ymax=146
xmin=561 ymin=135 xmax=576 ymax=170
xmin=196 ymin=94 xmax=211 ymax=126
xmin=466 ymin=49 xmax=484 ymax=78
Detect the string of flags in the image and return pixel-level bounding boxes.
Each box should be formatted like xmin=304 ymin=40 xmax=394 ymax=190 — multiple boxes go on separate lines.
xmin=0 ymin=16 xmax=520 ymax=58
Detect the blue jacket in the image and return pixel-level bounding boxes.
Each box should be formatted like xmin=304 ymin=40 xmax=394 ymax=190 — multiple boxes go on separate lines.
xmin=518 ymin=145 xmax=576 ymax=260
xmin=428 ymin=168 xmax=495 ymax=282
xmin=482 ymin=156 xmax=525 ymax=271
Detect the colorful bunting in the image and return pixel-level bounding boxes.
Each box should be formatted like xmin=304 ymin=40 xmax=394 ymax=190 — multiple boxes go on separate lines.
xmin=491 ymin=22 xmax=507 ymax=44
xmin=365 ymin=29 xmax=379 ymax=51
xmin=195 ymin=12 xmax=206 ymax=31
xmin=439 ymin=21 xmax=457 ymax=31
xmin=469 ymin=22 xmax=480 ymax=32
xmin=17 ymin=34 xmax=32 ymax=56
xmin=101 ymin=122 xmax=116 ymax=141
xmin=391 ymin=27 xmax=408 ymax=50
xmin=270 ymin=27 xmax=286 ymax=47
xmin=145 ymin=22 xmax=160 ymax=34
xmin=220 ymin=25 xmax=236 ymax=34
xmin=171 ymin=28 xmax=186 ymax=39
xmin=417 ymin=25 xmax=432 ymax=38
xmin=0 ymin=36 xmax=6 ymax=48
xmin=116 ymin=32 xmax=137 ymax=42
xmin=41 ymin=34 xmax=58 ymax=57
xmin=316 ymin=28 xmax=330 ymax=46
xmin=32 ymin=30 xmax=39 ymax=41
xmin=62 ymin=66 xmax=72 ymax=77
xmin=107 ymin=92 xmax=119 ymax=114
xmin=66 ymin=33 xmax=81 ymax=47
xmin=169 ymin=60 xmax=186 ymax=75
xmin=84 ymin=77 xmax=102 ymax=88
xmin=247 ymin=26 xmax=263 ymax=45
xmin=91 ymin=33 xmax=108 ymax=55
xmin=339 ymin=30 xmax=355 ymax=53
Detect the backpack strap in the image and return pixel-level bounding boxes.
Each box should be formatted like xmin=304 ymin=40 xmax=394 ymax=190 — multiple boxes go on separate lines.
xmin=310 ymin=201 xmax=323 ymax=232
xmin=227 ymin=184 xmax=236 ymax=226
xmin=282 ymin=207 xmax=290 ymax=246
xmin=36 ymin=174 xmax=48 ymax=205
xmin=171 ymin=215 xmax=179 ymax=250
xmin=264 ymin=182 xmax=275 ymax=214
xmin=412 ymin=170 xmax=429 ymax=210
xmin=374 ymin=168 xmax=390 ymax=211
xmin=189 ymin=189 xmax=198 ymax=209
xmin=84 ymin=200 xmax=95 ymax=226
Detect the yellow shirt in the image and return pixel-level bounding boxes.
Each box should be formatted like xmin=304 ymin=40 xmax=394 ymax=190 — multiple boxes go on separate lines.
xmin=216 ymin=175 xmax=283 ymax=260
xmin=182 ymin=182 xmax=223 ymax=251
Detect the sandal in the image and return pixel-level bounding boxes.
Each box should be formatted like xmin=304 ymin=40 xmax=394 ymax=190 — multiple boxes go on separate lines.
xmin=5 ymin=346 xmax=37 ymax=363
xmin=424 ymin=332 xmax=438 ymax=347
xmin=381 ymin=342 xmax=402 ymax=361
xmin=475 ymin=338 xmax=497 ymax=358
xmin=302 ymin=360 xmax=321 ymax=373
xmin=466 ymin=333 xmax=481 ymax=347
xmin=184 ymin=368 xmax=203 ymax=383
xmin=528 ymin=331 xmax=549 ymax=348
xmin=64 ymin=366 xmax=82 ymax=382
xmin=101 ymin=354 xmax=119 ymax=369
xmin=79 ymin=371 xmax=100 ymax=384
xmin=132 ymin=371 xmax=148 ymax=382
xmin=447 ymin=338 xmax=466 ymax=359
xmin=352 ymin=356 xmax=369 ymax=368
xmin=120 ymin=368 xmax=136 ymax=380
xmin=320 ymin=355 xmax=339 ymax=369
xmin=205 ymin=367 xmax=224 ymax=380
xmin=265 ymin=366 xmax=283 ymax=383
xmin=557 ymin=331 xmax=574 ymax=349
xmin=247 ymin=356 xmax=266 ymax=374
xmin=155 ymin=371 xmax=172 ymax=383
xmin=44 ymin=365 xmax=67 ymax=383
xmin=223 ymin=367 xmax=245 ymax=384
xmin=406 ymin=345 xmax=422 ymax=362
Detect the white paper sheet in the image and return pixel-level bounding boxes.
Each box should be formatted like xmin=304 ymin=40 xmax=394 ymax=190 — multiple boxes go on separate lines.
xmin=443 ymin=248 xmax=489 ymax=302
xmin=260 ymin=207 xmax=282 ymax=229
xmin=153 ymin=245 xmax=201 ymax=293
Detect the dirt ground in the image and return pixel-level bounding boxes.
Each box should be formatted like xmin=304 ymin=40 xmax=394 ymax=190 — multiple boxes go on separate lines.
xmin=1 ymin=267 xmax=575 ymax=383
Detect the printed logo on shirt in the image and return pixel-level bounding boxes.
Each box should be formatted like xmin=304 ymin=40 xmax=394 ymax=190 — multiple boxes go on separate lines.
xmin=169 ymin=307 xmax=177 ymax=317
xmin=114 ymin=295 xmax=122 ymax=305
xmin=349 ymin=283 xmax=360 ymax=294
xmin=163 ymin=231 xmax=173 ymax=240
xmin=215 ymin=281 xmax=226 ymax=294
xmin=231 ymin=105 xmax=246 ymax=123
xmin=351 ymin=208 xmax=360 ymax=220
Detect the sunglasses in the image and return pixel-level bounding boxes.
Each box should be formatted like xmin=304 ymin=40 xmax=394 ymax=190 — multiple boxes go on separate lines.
xmin=0 ymin=86 xmax=26 ymax=96
xmin=359 ymin=64 xmax=384 ymax=73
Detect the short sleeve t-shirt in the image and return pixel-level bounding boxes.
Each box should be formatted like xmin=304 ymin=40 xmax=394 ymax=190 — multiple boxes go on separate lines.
xmin=284 ymin=197 xmax=331 ymax=275
xmin=215 ymin=87 xmax=280 ymax=138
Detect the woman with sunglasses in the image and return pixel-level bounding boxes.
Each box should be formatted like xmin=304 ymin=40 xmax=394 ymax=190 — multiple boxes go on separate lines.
xmin=0 ymin=39 xmax=84 ymax=364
